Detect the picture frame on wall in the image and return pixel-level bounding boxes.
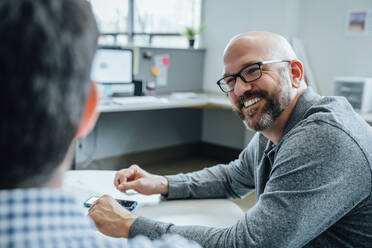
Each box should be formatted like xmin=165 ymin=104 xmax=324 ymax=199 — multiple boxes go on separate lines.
xmin=345 ymin=10 xmax=372 ymax=36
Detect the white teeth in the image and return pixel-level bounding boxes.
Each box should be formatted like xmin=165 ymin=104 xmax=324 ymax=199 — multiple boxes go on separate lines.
xmin=244 ymin=97 xmax=261 ymax=107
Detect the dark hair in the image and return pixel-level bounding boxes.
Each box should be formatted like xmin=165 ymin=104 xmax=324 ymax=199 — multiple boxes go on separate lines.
xmin=0 ymin=0 xmax=98 ymax=188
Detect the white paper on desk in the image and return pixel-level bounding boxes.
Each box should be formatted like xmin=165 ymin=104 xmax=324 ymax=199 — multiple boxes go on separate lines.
xmin=62 ymin=171 xmax=160 ymax=207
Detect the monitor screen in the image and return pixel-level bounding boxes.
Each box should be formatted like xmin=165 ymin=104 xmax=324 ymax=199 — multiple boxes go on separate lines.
xmin=91 ymin=48 xmax=133 ymax=84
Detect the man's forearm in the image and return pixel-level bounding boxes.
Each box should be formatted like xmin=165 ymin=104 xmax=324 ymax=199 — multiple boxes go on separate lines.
xmin=162 ymin=148 xmax=256 ymax=200
xmin=129 ymin=216 xmax=230 ymax=247
xmin=163 ymin=164 xmax=236 ymax=200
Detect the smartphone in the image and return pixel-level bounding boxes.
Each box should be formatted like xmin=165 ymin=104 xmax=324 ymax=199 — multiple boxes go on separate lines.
xmin=84 ymin=196 xmax=137 ymax=211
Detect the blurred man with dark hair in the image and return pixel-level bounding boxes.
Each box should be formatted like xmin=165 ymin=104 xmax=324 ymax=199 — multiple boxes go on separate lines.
xmin=0 ymin=0 xmax=123 ymax=246
xmin=0 ymin=1 xmax=201 ymax=247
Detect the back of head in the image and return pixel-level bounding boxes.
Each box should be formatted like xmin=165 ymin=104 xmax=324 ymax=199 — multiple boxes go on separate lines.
xmin=0 ymin=0 xmax=98 ymax=189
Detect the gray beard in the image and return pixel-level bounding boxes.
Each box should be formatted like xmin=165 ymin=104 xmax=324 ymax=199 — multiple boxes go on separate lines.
xmin=235 ymin=78 xmax=291 ymax=131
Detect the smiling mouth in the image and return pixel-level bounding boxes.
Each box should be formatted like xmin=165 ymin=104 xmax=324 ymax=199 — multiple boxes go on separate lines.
xmin=243 ymin=97 xmax=261 ymax=108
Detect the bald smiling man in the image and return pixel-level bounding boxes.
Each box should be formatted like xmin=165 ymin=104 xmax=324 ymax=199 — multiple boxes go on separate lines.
xmin=89 ymin=32 xmax=372 ymax=248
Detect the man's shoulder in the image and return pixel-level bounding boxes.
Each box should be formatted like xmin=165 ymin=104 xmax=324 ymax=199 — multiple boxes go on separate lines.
xmin=285 ymin=102 xmax=372 ymax=161
xmin=299 ymin=95 xmax=372 ymax=154
xmin=301 ymin=94 xmax=366 ymax=128
xmin=280 ymin=96 xmax=372 ymax=188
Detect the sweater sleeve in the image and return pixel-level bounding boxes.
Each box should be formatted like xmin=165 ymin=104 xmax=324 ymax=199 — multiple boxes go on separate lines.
xmin=129 ymin=121 xmax=371 ymax=248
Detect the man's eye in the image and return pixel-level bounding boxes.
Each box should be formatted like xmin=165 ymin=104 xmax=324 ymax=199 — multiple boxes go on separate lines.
xmin=225 ymin=77 xmax=235 ymax=85
xmin=244 ymin=67 xmax=260 ymax=75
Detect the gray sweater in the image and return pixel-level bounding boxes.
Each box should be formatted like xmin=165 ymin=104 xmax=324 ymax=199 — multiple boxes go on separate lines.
xmin=129 ymin=88 xmax=372 ymax=248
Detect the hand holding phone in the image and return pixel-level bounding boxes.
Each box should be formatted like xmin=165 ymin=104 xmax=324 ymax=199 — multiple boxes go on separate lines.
xmin=84 ymin=196 xmax=137 ymax=211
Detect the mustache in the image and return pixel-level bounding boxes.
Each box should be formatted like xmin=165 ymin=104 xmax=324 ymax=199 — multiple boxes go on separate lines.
xmin=238 ymin=90 xmax=269 ymax=109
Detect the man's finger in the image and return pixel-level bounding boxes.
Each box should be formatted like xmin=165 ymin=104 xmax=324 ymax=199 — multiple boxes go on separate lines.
xmin=118 ymin=180 xmax=141 ymax=192
xmin=88 ymin=204 xmax=96 ymax=214
xmin=114 ymin=171 xmax=126 ymax=187
xmin=101 ymin=194 xmax=113 ymax=200
xmin=120 ymin=177 xmax=127 ymax=187
xmin=114 ymin=174 xmax=120 ymax=187
xmin=114 ymin=169 xmax=135 ymax=187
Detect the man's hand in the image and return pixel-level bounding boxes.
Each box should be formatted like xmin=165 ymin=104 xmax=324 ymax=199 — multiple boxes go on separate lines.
xmin=88 ymin=195 xmax=137 ymax=238
xmin=114 ymin=164 xmax=169 ymax=195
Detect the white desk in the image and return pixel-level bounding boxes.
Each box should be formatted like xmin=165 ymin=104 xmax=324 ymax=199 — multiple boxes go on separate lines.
xmin=98 ymin=92 xmax=231 ymax=113
xmin=62 ymin=170 xmax=244 ymax=228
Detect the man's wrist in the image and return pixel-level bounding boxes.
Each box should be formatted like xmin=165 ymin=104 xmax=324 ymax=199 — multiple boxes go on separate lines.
xmin=159 ymin=176 xmax=169 ymax=195
xmin=124 ymin=215 xmax=138 ymax=238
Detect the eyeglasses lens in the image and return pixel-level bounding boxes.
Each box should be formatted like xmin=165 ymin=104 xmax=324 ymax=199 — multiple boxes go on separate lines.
xmin=219 ymin=64 xmax=262 ymax=92
xmin=241 ymin=64 xmax=261 ymax=82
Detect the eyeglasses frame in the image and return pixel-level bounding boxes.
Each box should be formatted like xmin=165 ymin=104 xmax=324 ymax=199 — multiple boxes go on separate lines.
xmin=216 ymin=59 xmax=291 ymax=93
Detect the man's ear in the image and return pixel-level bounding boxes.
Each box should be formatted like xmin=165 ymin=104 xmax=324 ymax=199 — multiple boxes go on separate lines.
xmin=289 ymin=60 xmax=304 ymax=88
xmin=76 ymin=81 xmax=99 ymax=139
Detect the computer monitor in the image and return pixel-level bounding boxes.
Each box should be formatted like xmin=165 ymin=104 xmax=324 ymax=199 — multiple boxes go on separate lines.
xmin=91 ymin=47 xmax=133 ymax=84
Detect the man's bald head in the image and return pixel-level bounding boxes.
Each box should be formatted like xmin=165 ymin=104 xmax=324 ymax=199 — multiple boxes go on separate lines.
xmin=223 ymin=31 xmax=297 ymax=67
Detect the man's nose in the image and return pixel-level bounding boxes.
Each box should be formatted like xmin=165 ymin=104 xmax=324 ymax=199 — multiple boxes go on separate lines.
xmin=233 ymin=76 xmax=252 ymax=96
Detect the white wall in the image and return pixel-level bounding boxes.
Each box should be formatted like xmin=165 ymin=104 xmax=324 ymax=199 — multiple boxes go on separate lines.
xmin=201 ymin=0 xmax=372 ymax=149
xmin=202 ymin=0 xmax=372 ymax=95
xmin=298 ymin=0 xmax=372 ymax=96
xmin=201 ymin=0 xmax=301 ymax=92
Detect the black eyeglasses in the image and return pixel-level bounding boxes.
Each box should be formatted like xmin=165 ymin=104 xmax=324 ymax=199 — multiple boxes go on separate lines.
xmin=216 ymin=59 xmax=290 ymax=93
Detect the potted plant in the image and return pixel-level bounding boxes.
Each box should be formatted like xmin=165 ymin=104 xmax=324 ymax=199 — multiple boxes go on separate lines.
xmin=182 ymin=25 xmax=204 ymax=48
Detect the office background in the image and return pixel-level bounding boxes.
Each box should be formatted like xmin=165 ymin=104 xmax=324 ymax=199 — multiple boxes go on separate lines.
xmin=77 ymin=0 xmax=372 ymax=168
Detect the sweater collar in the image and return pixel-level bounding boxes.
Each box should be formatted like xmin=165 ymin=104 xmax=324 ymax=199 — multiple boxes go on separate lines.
xmin=280 ymin=87 xmax=321 ymax=142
